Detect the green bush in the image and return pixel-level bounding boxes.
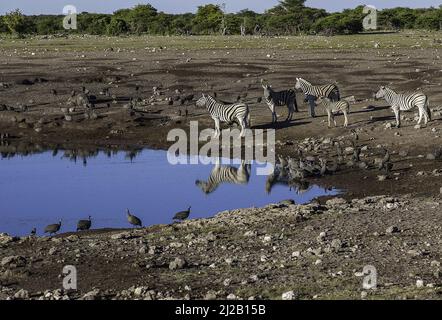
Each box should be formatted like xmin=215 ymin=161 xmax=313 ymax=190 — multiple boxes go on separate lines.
xmin=192 ymin=4 xmax=223 ymax=34
xmin=107 ymin=18 xmax=128 ymax=35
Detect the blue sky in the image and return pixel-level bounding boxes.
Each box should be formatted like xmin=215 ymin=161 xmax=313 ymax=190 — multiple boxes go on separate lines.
xmin=0 ymin=0 xmax=441 ymax=15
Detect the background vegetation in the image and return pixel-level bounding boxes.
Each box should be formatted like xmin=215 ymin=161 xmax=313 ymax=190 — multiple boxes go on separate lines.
xmin=0 ymin=0 xmax=441 ymax=37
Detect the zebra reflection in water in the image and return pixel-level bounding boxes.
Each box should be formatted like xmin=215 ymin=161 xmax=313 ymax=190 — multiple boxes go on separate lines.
xmin=195 ymin=161 xmax=252 ymax=194
xmin=265 ymin=166 xmax=311 ymax=195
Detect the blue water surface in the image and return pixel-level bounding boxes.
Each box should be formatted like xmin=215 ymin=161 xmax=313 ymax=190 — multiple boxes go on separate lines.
xmin=0 ymin=149 xmax=337 ymax=236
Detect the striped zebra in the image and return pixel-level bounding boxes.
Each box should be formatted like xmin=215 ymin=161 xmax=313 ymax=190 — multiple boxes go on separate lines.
xmin=295 ymin=78 xmax=340 ymax=101
xmin=196 ymin=94 xmax=250 ymax=137
xmin=195 ymin=161 xmax=251 ymax=194
xmin=316 ymin=97 xmax=350 ymax=128
xmin=261 ymin=80 xmax=298 ymax=123
xmin=375 ymin=86 xmax=431 ymax=128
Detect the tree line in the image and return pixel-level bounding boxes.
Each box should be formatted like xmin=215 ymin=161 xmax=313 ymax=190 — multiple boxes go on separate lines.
xmin=1 ymin=0 xmax=441 ymax=37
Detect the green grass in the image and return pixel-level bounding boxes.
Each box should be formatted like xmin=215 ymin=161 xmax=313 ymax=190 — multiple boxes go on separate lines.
xmin=0 ymin=31 xmax=442 ymax=52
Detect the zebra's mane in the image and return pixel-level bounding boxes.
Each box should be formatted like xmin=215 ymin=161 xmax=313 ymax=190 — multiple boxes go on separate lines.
xmin=204 ymin=94 xmax=217 ymax=102
xmin=298 ymin=78 xmax=312 ymax=86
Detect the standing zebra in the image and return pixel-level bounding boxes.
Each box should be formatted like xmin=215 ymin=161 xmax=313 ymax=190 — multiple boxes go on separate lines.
xmin=261 ymin=80 xmax=298 ymax=123
xmin=316 ymin=97 xmax=350 ymax=128
xmin=375 ymin=86 xmax=431 ymax=128
xmin=196 ymin=94 xmax=250 ymax=137
xmin=195 ymin=161 xmax=251 ymax=194
xmin=295 ymin=78 xmax=340 ymax=101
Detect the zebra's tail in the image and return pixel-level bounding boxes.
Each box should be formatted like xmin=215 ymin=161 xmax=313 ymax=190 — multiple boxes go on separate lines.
xmin=247 ymin=110 xmax=252 ymax=129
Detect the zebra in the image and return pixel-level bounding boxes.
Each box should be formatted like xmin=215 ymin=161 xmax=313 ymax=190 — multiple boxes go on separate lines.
xmin=375 ymin=86 xmax=431 ymax=128
xmin=295 ymin=78 xmax=340 ymax=101
xmin=195 ymin=161 xmax=251 ymax=194
xmin=316 ymin=97 xmax=350 ymax=128
xmin=196 ymin=94 xmax=250 ymax=138
xmin=261 ymin=80 xmax=298 ymax=123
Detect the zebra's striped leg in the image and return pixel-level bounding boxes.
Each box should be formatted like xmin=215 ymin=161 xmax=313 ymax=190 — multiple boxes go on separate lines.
xmin=417 ymin=107 xmax=424 ymax=125
xmin=240 ymin=120 xmax=246 ymax=137
xmin=343 ymin=111 xmax=348 ymax=127
xmin=327 ymin=111 xmax=332 ymax=128
xmin=392 ymin=107 xmax=400 ymax=128
xmin=214 ymin=118 xmax=221 ymax=137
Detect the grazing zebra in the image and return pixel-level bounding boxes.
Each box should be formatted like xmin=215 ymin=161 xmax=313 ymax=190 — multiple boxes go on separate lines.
xmin=261 ymin=80 xmax=298 ymax=123
xmin=196 ymin=94 xmax=250 ymax=137
xmin=195 ymin=161 xmax=251 ymax=194
xmin=295 ymin=78 xmax=340 ymax=101
xmin=375 ymin=86 xmax=431 ymax=128
xmin=316 ymin=97 xmax=350 ymax=128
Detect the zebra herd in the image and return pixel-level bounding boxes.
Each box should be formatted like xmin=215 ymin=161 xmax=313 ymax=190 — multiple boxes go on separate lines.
xmin=196 ymin=77 xmax=433 ymax=134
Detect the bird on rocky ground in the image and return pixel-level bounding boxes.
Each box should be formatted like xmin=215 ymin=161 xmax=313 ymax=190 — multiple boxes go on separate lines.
xmin=30 ymin=228 xmax=36 ymax=236
xmin=278 ymin=155 xmax=288 ymax=169
xmin=44 ymin=220 xmax=62 ymax=235
xmin=319 ymin=158 xmax=327 ymax=176
xmin=81 ymin=86 xmax=90 ymax=95
xmin=173 ymin=206 xmax=191 ymax=221
xmin=352 ymin=146 xmax=361 ymax=162
xmin=376 ymin=149 xmax=391 ymax=170
xmin=351 ymin=129 xmax=359 ymax=141
xmin=126 ymin=209 xmax=142 ymax=227
xmin=77 ymin=215 xmax=92 ymax=231
xmin=51 ymin=89 xmax=57 ymax=96
xmin=335 ymin=141 xmax=344 ymax=163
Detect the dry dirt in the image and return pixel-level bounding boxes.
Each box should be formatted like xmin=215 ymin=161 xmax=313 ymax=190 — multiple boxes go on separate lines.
xmin=0 ymin=35 xmax=441 ymax=300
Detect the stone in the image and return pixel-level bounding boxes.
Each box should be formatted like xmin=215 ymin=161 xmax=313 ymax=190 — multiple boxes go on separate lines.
xmin=326 ymin=198 xmax=347 ymax=206
xmin=331 ymin=239 xmax=343 ymax=250
xmin=81 ymin=289 xmax=101 ymax=300
xmin=0 ymin=233 xmax=16 ymax=245
xmin=386 ymin=226 xmax=400 ymax=234
xmin=14 ymin=289 xmax=29 ymax=300
xmin=204 ymin=291 xmax=217 ymax=300
xmin=1 ymin=255 xmax=26 ymax=267
xmin=282 ymin=290 xmax=298 ymax=300
xmin=416 ymin=280 xmax=424 ymax=288
xmin=169 ymin=257 xmax=187 ymax=270
xmin=48 ymin=247 xmax=58 ymax=255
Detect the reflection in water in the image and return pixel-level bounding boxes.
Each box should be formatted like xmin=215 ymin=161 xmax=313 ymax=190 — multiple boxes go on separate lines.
xmin=195 ymin=161 xmax=251 ymax=194
xmin=0 ymin=143 xmax=340 ymax=236
xmin=266 ymin=167 xmax=311 ymax=195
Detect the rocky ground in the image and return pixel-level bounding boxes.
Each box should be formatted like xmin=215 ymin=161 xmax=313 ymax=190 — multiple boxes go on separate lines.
xmin=0 ymin=195 xmax=441 ymax=300
xmin=0 ymin=33 xmax=442 ymax=299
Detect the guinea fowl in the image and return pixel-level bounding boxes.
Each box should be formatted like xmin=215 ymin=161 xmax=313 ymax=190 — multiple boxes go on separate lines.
xmin=173 ymin=206 xmax=191 ymax=221
xmin=77 ymin=216 xmax=92 ymax=231
xmin=44 ymin=220 xmax=62 ymax=235
xmin=126 ymin=209 xmax=142 ymax=227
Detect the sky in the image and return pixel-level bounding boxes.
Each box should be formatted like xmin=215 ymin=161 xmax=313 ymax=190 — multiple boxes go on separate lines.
xmin=0 ymin=0 xmax=441 ymax=15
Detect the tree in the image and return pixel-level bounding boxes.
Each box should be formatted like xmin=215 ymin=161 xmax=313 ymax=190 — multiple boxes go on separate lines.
xmin=192 ymin=4 xmax=223 ymax=34
xmin=3 ymin=9 xmax=27 ymax=36
xmin=127 ymin=4 xmax=158 ymax=34
xmin=171 ymin=13 xmax=194 ymax=35
xmin=35 ymin=16 xmax=63 ymax=34
xmin=415 ymin=8 xmax=442 ymax=30
xmin=268 ymin=0 xmax=306 ymax=14
xmin=107 ymin=17 xmax=128 ymax=35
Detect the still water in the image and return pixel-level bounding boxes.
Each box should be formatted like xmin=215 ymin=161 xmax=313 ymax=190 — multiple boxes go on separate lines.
xmin=0 ymin=149 xmax=338 ymax=236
